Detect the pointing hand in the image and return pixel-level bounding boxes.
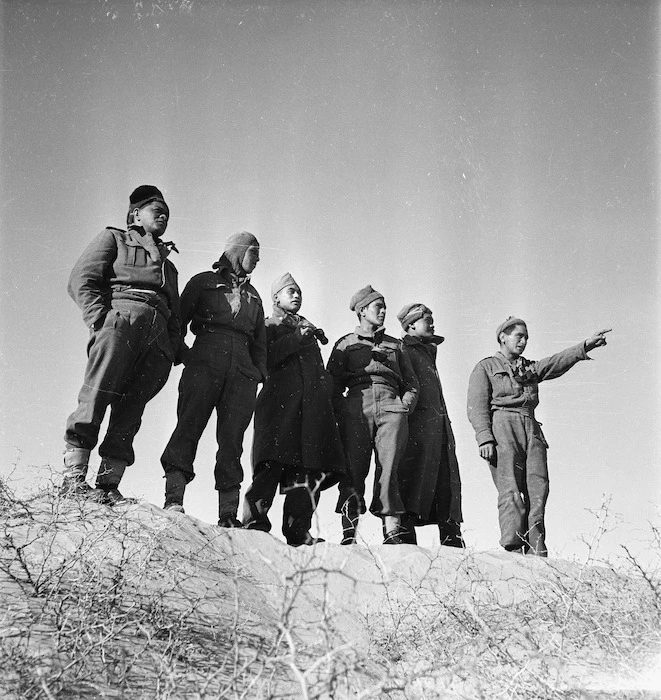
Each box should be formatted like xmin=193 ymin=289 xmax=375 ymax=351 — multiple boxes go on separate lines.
xmin=585 ymin=328 xmax=612 ymax=352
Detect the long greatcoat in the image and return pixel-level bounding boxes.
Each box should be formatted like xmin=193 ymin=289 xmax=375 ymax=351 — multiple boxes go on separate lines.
xmin=399 ymin=334 xmax=462 ymax=524
xmin=252 ymin=306 xmax=345 ymax=488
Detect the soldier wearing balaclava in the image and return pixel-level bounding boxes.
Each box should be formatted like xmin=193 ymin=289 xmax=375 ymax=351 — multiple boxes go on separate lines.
xmin=160 ymin=231 xmax=266 ymax=526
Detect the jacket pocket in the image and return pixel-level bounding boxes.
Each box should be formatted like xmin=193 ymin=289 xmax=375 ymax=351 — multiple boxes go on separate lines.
xmin=487 ymin=368 xmax=521 ymax=399
xmin=381 ymin=398 xmax=409 ymax=413
xmin=122 ymin=241 xmax=147 ymax=267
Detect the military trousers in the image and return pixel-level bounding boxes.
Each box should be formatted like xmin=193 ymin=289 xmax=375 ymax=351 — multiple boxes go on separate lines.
xmin=336 ymin=384 xmax=408 ymax=517
xmin=161 ymin=334 xmax=258 ymax=492
xmin=65 ymin=300 xmax=172 ymax=465
xmin=490 ymin=409 xmax=549 ymax=555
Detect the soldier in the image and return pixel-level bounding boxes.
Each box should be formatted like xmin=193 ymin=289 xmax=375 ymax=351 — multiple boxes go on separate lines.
xmin=160 ymin=232 xmax=266 ymax=527
xmin=397 ymin=303 xmax=464 ymax=547
xmin=467 ymin=317 xmax=610 ymax=556
xmin=243 ymin=273 xmax=345 ymax=546
xmin=327 ymin=285 xmax=419 ymax=545
xmin=63 ymin=185 xmax=180 ymax=504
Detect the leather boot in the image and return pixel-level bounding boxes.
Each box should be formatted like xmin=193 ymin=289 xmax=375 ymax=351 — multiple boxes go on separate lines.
xmin=340 ymin=514 xmax=359 ymax=545
xmin=242 ymin=496 xmax=273 ymax=532
xmin=218 ymin=487 xmax=242 ymax=528
xmin=399 ymin=514 xmax=418 ymax=545
xmin=382 ymin=515 xmax=404 ymax=545
xmin=96 ymin=457 xmax=131 ymax=506
xmin=164 ymin=470 xmax=187 ymax=512
xmin=61 ymin=447 xmax=95 ymax=497
xmin=439 ymin=520 xmax=465 ymax=548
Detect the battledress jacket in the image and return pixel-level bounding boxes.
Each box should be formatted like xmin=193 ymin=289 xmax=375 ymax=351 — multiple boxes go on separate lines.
xmin=175 ymin=261 xmax=267 ymax=380
xmin=327 ymin=328 xmax=419 ymax=414
xmin=467 ymin=343 xmax=589 ymax=447
xmin=252 ymin=306 xmax=345 ymax=485
xmin=67 ymin=226 xmax=180 ymax=360
xmin=399 ymin=335 xmax=462 ymax=523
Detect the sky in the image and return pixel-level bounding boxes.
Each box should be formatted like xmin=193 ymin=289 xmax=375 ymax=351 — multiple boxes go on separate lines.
xmin=1 ymin=0 xmax=658 ymax=564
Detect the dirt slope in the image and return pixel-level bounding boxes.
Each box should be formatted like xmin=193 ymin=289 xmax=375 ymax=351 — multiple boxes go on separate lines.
xmin=1 ymin=490 xmax=659 ymax=699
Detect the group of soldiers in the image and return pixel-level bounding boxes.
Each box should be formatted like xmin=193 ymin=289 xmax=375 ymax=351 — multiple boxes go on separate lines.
xmin=62 ymin=185 xmax=610 ymax=555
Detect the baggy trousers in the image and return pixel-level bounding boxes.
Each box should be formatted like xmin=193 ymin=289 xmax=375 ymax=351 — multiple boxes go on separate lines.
xmin=161 ymin=334 xmax=258 ymax=492
xmin=242 ymin=461 xmax=323 ymax=545
xmin=336 ymin=384 xmax=408 ymax=517
xmin=490 ymin=409 xmax=549 ymax=554
xmin=65 ymin=300 xmax=172 ymax=465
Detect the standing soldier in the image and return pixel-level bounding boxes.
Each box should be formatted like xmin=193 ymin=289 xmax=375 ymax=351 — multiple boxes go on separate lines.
xmin=397 ymin=303 xmax=464 ymax=547
xmin=160 ymin=232 xmax=266 ymax=527
xmin=467 ymin=317 xmax=610 ymax=556
xmin=63 ymin=185 xmax=180 ymax=504
xmin=327 ymin=285 xmax=419 ymax=545
xmin=243 ymin=273 xmax=345 ymax=546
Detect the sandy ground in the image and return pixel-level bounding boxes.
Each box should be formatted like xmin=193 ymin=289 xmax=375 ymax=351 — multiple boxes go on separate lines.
xmin=1 ymin=495 xmax=659 ymax=698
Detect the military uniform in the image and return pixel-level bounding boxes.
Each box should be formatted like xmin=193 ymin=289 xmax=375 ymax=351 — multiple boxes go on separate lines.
xmin=399 ymin=334 xmax=463 ymax=545
xmin=327 ymin=327 xmax=418 ymax=520
xmin=244 ymin=296 xmax=345 ymax=545
xmin=64 ymin=209 xmax=179 ymax=494
xmin=467 ymin=342 xmax=589 ymax=555
xmin=161 ymin=241 xmax=266 ymax=521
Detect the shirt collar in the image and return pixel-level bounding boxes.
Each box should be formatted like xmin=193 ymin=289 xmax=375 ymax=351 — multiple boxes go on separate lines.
xmin=403 ymin=333 xmax=444 ymax=346
xmin=355 ymin=325 xmax=385 ymax=342
xmin=215 ymin=261 xmax=248 ymax=285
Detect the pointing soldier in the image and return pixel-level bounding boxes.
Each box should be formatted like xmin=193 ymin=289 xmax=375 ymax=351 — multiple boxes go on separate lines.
xmin=467 ymin=317 xmax=610 ymax=556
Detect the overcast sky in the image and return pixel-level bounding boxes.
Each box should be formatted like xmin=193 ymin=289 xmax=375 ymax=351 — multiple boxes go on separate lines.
xmin=1 ymin=0 xmax=658 ymax=562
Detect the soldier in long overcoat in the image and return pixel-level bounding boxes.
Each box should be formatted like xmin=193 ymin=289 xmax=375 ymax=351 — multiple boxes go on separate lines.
xmin=244 ymin=273 xmax=345 ymax=545
xmin=397 ymin=303 xmax=463 ymax=547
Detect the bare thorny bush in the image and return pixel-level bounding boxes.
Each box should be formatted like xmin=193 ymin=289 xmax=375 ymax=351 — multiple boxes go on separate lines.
xmin=363 ymin=502 xmax=661 ymax=699
xmin=1 ymin=475 xmax=659 ymax=699
xmin=0 ymin=475 xmax=374 ymax=699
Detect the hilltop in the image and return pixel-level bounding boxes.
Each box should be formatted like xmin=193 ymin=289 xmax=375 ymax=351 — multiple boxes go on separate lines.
xmin=1 ymin=483 xmax=659 ymax=699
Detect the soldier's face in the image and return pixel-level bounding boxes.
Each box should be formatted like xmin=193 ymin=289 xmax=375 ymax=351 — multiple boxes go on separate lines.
xmin=134 ymin=201 xmax=169 ymax=237
xmin=242 ymin=245 xmax=260 ymax=273
xmin=361 ymin=298 xmax=386 ymax=327
xmin=500 ymin=324 xmax=528 ymax=357
xmin=408 ymin=313 xmax=435 ymax=338
xmin=276 ymin=285 xmax=302 ymax=313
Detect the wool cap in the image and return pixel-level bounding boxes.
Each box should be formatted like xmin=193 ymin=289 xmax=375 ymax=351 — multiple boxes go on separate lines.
xmin=397 ymin=303 xmax=431 ymax=329
xmin=127 ymin=185 xmax=168 ymax=224
xmin=271 ymin=272 xmax=300 ymax=300
xmin=496 ymin=316 xmax=527 ymax=341
xmin=213 ymin=231 xmax=259 ymax=273
xmin=349 ymin=285 xmax=384 ymax=312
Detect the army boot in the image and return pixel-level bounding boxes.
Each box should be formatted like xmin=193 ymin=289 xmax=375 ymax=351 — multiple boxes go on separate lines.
xmin=164 ymin=470 xmax=187 ymax=513
xmin=218 ymin=487 xmax=243 ymax=528
xmin=96 ymin=457 xmax=131 ymax=506
xmin=60 ymin=447 xmax=95 ymax=498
